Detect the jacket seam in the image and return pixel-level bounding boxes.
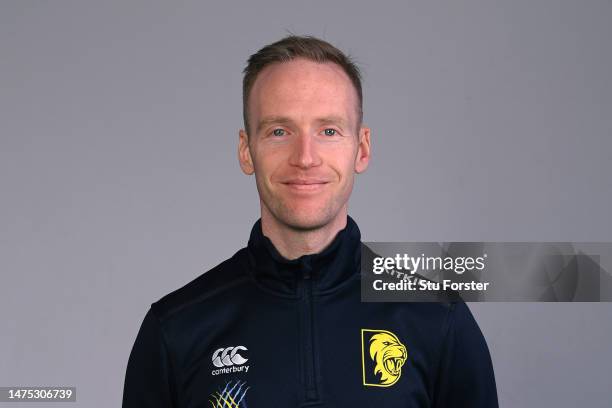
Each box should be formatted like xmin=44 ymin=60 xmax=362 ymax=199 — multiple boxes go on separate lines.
xmin=150 ymin=304 xmax=182 ymax=408
xmin=158 ymin=276 xmax=253 ymax=320
xmin=431 ymin=301 xmax=458 ymax=407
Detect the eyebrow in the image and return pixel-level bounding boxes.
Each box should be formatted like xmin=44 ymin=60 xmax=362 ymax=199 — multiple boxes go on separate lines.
xmin=256 ymin=115 xmax=349 ymax=133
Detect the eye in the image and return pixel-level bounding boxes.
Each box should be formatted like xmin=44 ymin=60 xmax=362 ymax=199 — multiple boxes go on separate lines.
xmin=323 ymin=128 xmax=337 ymax=136
xmin=272 ymin=128 xmax=286 ymax=137
xmin=383 ymin=341 xmax=391 ymax=346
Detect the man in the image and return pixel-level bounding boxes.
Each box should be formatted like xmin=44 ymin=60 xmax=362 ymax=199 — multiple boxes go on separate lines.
xmin=123 ymin=35 xmax=498 ymax=407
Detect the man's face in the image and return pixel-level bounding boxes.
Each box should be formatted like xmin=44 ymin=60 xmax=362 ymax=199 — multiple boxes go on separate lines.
xmin=238 ymin=58 xmax=371 ymax=231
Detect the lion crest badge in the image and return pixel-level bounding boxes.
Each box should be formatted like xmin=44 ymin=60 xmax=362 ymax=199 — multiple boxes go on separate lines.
xmin=361 ymin=329 xmax=408 ymax=387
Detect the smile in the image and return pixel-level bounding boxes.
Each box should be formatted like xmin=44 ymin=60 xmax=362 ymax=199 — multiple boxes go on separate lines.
xmin=282 ymin=181 xmax=329 ymax=192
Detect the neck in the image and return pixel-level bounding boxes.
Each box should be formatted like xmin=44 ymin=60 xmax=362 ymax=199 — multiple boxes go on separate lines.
xmin=260 ymin=206 xmax=349 ymax=260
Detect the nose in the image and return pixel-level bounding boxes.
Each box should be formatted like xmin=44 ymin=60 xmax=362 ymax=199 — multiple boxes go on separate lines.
xmin=288 ymin=132 xmax=321 ymax=169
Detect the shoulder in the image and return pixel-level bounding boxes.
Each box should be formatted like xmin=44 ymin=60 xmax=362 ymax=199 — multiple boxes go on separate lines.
xmin=149 ymin=247 xmax=251 ymax=323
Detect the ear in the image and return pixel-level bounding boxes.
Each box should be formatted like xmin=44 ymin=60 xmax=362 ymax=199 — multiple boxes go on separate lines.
xmin=354 ymin=125 xmax=371 ymax=174
xmin=238 ymin=129 xmax=255 ymax=175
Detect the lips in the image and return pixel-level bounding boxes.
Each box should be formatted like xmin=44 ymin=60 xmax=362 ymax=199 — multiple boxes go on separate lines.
xmin=281 ymin=179 xmax=329 ymax=191
xmin=283 ymin=179 xmax=328 ymax=185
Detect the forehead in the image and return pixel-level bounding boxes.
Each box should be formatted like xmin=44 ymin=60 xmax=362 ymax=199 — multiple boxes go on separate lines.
xmin=248 ymin=58 xmax=358 ymax=128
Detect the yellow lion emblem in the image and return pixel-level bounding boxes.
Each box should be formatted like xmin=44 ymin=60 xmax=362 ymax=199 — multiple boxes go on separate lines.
xmin=367 ymin=330 xmax=407 ymax=386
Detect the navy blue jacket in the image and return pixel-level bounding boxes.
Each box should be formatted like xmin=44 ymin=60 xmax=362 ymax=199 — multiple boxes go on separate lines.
xmin=123 ymin=216 xmax=498 ymax=407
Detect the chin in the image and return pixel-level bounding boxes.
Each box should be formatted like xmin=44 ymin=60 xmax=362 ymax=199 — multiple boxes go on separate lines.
xmin=261 ymin=192 xmax=346 ymax=231
xmin=277 ymin=207 xmax=336 ymax=231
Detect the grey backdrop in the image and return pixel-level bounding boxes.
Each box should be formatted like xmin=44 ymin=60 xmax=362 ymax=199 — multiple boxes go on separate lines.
xmin=1 ymin=1 xmax=611 ymax=407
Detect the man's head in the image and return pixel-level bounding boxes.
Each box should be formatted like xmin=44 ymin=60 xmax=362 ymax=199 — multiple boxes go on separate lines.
xmin=241 ymin=35 xmax=364 ymax=135
xmin=238 ymin=35 xmax=371 ymax=232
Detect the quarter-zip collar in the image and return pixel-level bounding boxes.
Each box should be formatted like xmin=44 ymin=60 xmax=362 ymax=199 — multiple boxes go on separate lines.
xmin=245 ymin=215 xmax=362 ymax=298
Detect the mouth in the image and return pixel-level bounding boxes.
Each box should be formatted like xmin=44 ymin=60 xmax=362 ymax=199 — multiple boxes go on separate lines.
xmin=281 ymin=180 xmax=329 ymax=192
xmin=384 ymin=357 xmax=404 ymax=376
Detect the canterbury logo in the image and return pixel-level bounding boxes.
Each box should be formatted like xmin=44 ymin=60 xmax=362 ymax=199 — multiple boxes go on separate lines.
xmin=361 ymin=329 xmax=408 ymax=387
xmin=212 ymin=346 xmax=248 ymax=367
